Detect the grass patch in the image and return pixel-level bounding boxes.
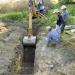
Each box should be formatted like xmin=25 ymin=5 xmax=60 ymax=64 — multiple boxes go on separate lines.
xmin=0 ymin=10 xmax=28 ymax=23
xmin=67 ymin=4 xmax=75 ymax=16
xmin=37 ymin=16 xmax=57 ymax=26
xmin=67 ymin=16 xmax=75 ymax=25
xmin=37 ymin=9 xmax=57 ymax=26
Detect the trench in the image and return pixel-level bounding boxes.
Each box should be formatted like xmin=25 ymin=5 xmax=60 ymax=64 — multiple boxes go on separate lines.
xmin=20 ymin=23 xmax=40 ymax=75
xmin=20 ymin=47 xmax=35 ymax=75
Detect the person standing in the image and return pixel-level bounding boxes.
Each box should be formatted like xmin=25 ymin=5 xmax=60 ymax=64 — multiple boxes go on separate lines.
xmin=53 ymin=9 xmax=64 ymax=33
xmin=61 ymin=5 xmax=68 ymax=33
xmin=38 ymin=2 xmax=45 ymax=14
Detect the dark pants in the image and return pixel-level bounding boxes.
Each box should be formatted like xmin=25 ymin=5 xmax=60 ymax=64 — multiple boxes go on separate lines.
xmin=40 ymin=10 xmax=44 ymax=14
xmin=60 ymin=23 xmax=66 ymax=33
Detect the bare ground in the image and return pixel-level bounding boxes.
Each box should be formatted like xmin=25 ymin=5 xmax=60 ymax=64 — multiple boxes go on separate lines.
xmin=34 ymin=26 xmax=75 ymax=75
xmin=0 ymin=21 xmax=26 ymax=75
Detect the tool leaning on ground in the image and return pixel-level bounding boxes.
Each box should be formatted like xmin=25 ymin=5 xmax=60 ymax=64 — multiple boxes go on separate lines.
xmin=22 ymin=0 xmax=37 ymax=47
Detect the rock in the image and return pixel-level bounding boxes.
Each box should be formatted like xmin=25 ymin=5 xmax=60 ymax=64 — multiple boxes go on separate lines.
xmin=65 ymin=25 xmax=72 ymax=30
xmin=65 ymin=25 xmax=75 ymax=30
xmin=71 ymin=29 xmax=75 ymax=33
xmin=0 ymin=22 xmax=8 ymax=34
xmin=48 ymin=64 xmax=54 ymax=69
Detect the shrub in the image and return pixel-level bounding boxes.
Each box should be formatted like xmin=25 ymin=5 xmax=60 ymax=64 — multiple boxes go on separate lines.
xmin=67 ymin=5 xmax=75 ymax=16
xmin=38 ymin=11 xmax=57 ymax=26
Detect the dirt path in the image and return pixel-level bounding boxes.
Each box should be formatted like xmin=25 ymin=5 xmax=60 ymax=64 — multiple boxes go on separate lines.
xmin=0 ymin=21 xmax=26 ymax=75
xmin=0 ymin=21 xmax=75 ymax=75
xmin=34 ymin=27 xmax=75 ymax=75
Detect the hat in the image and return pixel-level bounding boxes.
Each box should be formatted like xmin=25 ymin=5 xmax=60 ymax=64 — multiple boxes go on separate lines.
xmin=46 ymin=26 xmax=51 ymax=30
xmin=39 ymin=2 xmax=42 ymax=4
xmin=53 ymin=9 xmax=60 ymax=13
xmin=46 ymin=26 xmax=52 ymax=31
xmin=61 ymin=5 xmax=67 ymax=9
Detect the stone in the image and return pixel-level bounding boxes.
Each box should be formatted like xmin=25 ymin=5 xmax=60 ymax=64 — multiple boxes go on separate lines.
xmin=71 ymin=29 xmax=75 ymax=33
xmin=48 ymin=64 xmax=54 ymax=69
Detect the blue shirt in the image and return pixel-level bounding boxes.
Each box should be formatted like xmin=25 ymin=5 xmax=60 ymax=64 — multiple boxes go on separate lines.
xmin=47 ymin=28 xmax=60 ymax=43
xmin=61 ymin=10 xmax=68 ymax=23
xmin=38 ymin=3 xmax=45 ymax=11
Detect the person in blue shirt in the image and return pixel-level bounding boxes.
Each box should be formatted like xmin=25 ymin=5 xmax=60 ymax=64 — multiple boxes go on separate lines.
xmin=38 ymin=2 xmax=45 ymax=14
xmin=47 ymin=27 xmax=60 ymax=47
xmin=61 ymin=5 xmax=68 ymax=33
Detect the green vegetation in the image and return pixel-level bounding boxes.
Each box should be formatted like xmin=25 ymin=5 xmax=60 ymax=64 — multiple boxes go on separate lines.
xmin=39 ymin=4 xmax=75 ymax=25
xmin=67 ymin=4 xmax=75 ymax=16
xmin=0 ymin=2 xmax=74 ymax=26
xmin=59 ymin=0 xmax=75 ymax=4
xmin=68 ymin=16 xmax=75 ymax=25
xmin=0 ymin=1 xmax=28 ymax=22
xmin=67 ymin=4 xmax=75 ymax=24
xmin=0 ymin=11 xmax=28 ymax=23
xmin=36 ymin=9 xmax=57 ymax=26
xmin=42 ymin=4 xmax=75 ymax=25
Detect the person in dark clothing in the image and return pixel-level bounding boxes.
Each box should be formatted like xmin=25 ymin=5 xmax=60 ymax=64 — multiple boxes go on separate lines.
xmin=56 ymin=13 xmax=64 ymax=27
xmin=53 ymin=9 xmax=64 ymax=33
